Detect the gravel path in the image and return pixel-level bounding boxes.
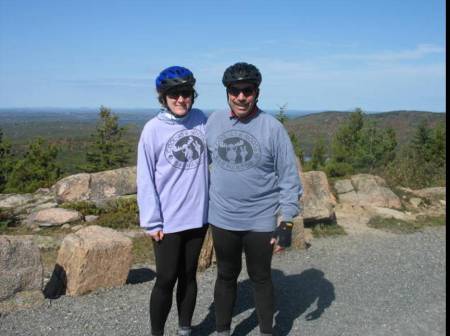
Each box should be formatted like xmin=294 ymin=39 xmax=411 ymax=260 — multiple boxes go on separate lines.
xmin=0 ymin=226 xmax=446 ymax=336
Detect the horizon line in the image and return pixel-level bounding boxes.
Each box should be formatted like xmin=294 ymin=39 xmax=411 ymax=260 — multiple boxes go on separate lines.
xmin=0 ymin=106 xmax=445 ymax=113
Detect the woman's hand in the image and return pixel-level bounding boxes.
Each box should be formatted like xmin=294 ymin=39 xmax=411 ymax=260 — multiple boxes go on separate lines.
xmin=147 ymin=230 xmax=164 ymax=242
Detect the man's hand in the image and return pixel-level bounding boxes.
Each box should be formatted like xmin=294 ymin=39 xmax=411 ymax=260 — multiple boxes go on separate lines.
xmin=270 ymin=221 xmax=293 ymax=253
xmin=147 ymin=230 xmax=164 ymax=242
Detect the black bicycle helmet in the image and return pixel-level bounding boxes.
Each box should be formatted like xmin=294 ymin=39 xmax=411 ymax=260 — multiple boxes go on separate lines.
xmin=155 ymin=66 xmax=196 ymax=94
xmin=222 ymin=62 xmax=262 ymax=87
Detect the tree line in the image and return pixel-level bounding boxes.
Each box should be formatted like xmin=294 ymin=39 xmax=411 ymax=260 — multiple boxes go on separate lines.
xmin=1 ymin=106 xmax=446 ymax=194
xmin=0 ymin=106 xmax=131 ymax=193
xmin=276 ymin=107 xmax=446 ymax=189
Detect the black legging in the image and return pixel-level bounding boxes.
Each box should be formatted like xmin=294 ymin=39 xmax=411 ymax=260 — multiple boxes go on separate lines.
xmin=150 ymin=226 xmax=207 ymax=336
xmin=211 ymin=225 xmax=274 ymax=334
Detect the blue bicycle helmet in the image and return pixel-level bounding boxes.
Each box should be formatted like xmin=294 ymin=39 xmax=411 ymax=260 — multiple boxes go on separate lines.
xmin=155 ymin=66 xmax=196 ymax=94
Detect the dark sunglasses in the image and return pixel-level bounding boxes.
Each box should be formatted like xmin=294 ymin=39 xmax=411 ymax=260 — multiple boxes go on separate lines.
xmin=227 ymin=86 xmax=255 ymax=97
xmin=166 ymin=89 xmax=194 ymax=99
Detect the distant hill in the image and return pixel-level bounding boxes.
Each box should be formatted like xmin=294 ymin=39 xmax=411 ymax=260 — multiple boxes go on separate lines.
xmin=285 ymin=110 xmax=446 ymax=156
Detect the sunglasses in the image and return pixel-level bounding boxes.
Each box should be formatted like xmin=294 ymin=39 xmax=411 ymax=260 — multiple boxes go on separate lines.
xmin=227 ymin=86 xmax=255 ymax=97
xmin=166 ymin=89 xmax=194 ymax=99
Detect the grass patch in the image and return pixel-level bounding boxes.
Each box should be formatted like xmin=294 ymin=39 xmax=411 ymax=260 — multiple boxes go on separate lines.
xmin=0 ymin=219 xmax=9 ymax=233
xmin=132 ymin=235 xmax=155 ymax=265
xmin=62 ymin=197 xmax=139 ymax=229
xmin=107 ymin=197 xmax=138 ymax=213
xmin=368 ymin=214 xmax=445 ymax=234
xmin=368 ymin=217 xmax=420 ymax=234
xmin=0 ymin=208 xmax=19 ymax=234
xmin=310 ymin=222 xmax=346 ymax=238
xmin=415 ymin=214 xmax=446 ymax=227
xmin=94 ymin=212 xmax=139 ymax=229
xmin=60 ymin=201 xmax=104 ymax=216
xmin=92 ymin=196 xmax=139 ymax=229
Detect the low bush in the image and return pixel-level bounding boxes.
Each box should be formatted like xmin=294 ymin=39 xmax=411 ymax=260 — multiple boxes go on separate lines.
xmin=0 ymin=208 xmax=18 ymax=233
xmin=95 ymin=211 xmax=139 ymax=229
xmin=323 ymin=161 xmax=354 ymax=178
xmin=368 ymin=215 xmax=445 ymax=234
xmin=61 ymin=197 xmax=139 ymax=229
xmin=60 ymin=201 xmax=104 ymax=216
xmin=106 ymin=196 xmax=138 ymax=213
xmin=308 ymin=222 xmax=346 ymax=238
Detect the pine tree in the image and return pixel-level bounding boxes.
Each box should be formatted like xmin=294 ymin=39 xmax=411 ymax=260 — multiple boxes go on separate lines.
xmin=310 ymin=137 xmax=327 ymax=170
xmin=430 ymin=122 xmax=446 ymax=167
xmin=355 ymin=121 xmax=397 ymax=171
xmin=275 ymin=103 xmax=305 ymax=164
xmin=0 ymin=129 xmax=14 ymax=192
xmin=289 ymin=133 xmax=305 ymax=164
xmin=385 ymin=120 xmax=445 ymax=188
xmin=331 ymin=108 xmax=364 ymax=164
xmin=4 ymin=137 xmax=61 ymax=193
xmin=326 ymin=108 xmax=397 ymax=176
xmin=83 ymin=106 xmax=131 ymax=172
xmin=411 ymin=120 xmax=433 ymax=160
xmin=275 ymin=103 xmax=288 ymax=124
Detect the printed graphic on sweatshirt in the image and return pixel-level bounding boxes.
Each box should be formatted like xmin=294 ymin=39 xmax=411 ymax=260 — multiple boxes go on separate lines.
xmin=213 ymin=130 xmax=261 ymax=171
xmin=165 ymin=129 xmax=205 ymax=169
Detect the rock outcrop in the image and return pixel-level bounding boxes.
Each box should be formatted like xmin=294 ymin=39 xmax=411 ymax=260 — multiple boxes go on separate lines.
xmin=300 ymin=171 xmax=337 ymax=223
xmin=0 ymin=236 xmax=43 ymax=301
xmin=335 ymin=174 xmax=402 ymax=209
xmin=47 ymin=225 xmax=133 ymax=296
xmin=0 ymin=189 xmax=56 ymax=217
xmin=26 ymin=208 xmax=82 ymax=227
xmin=54 ymin=173 xmax=91 ymax=203
xmin=291 ymin=216 xmax=307 ymax=249
xmin=54 ymin=167 xmax=136 ymax=203
xmin=197 ymin=228 xmax=214 ymax=272
xmin=1 ymin=163 xmax=445 ymax=287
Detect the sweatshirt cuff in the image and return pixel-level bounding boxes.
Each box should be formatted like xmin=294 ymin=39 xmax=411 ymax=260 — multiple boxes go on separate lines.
xmin=281 ymin=208 xmax=300 ymax=222
xmin=143 ymin=224 xmax=163 ymax=234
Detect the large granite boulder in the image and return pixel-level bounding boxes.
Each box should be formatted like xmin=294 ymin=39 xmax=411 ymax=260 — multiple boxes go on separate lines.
xmin=54 ymin=167 xmax=136 ymax=203
xmin=335 ymin=174 xmax=402 ymax=209
xmin=399 ymin=187 xmax=446 ymax=202
xmin=26 ymin=208 xmax=82 ymax=227
xmin=0 ymin=236 xmax=43 ymax=301
xmin=0 ymin=189 xmax=56 ymax=216
xmin=300 ymin=171 xmax=337 ymax=223
xmin=370 ymin=207 xmax=416 ymax=221
xmin=0 ymin=194 xmax=35 ymax=209
xmin=291 ymin=216 xmax=307 ymax=249
xmin=89 ymin=167 xmax=137 ymax=201
xmin=54 ymin=173 xmax=91 ymax=203
xmin=46 ymin=225 xmax=133 ymax=297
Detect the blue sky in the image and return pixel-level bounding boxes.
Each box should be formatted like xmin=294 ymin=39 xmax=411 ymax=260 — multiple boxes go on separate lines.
xmin=0 ymin=0 xmax=446 ymax=111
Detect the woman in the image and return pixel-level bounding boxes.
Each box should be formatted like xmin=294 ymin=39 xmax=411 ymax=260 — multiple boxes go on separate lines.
xmin=137 ymin=66 xmax=208 ymax=336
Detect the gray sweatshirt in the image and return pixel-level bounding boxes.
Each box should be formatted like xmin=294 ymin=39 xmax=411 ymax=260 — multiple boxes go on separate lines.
xmin=206 ymin=109 xmax=302 ymax=232
xmin=137 ymin=109 xmax=208 ymax=234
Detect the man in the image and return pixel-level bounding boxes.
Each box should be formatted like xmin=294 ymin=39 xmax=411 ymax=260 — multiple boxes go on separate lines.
xmin=206 ymin=62 xmax=303 ymax=336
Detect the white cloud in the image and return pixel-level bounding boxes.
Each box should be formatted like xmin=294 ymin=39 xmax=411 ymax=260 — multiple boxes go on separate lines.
xmin=330 ymin=44 xmax=445 ymax=62
xmin=58 ymin=77 xmax=151 ymax=88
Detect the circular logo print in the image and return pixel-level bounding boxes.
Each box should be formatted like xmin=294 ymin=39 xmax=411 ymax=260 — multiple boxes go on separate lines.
xmin=165 ymin=129 xmax=205 ymax=169
xmin=213 ymin=130 xmax=261 ymax=171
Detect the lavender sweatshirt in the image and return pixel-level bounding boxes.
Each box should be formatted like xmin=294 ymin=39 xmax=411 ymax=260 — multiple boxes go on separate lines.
xmin=206 ymin=109 xmax=302 ymax=232
xmin=137 ymin=109 xmax=208 ymax=234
